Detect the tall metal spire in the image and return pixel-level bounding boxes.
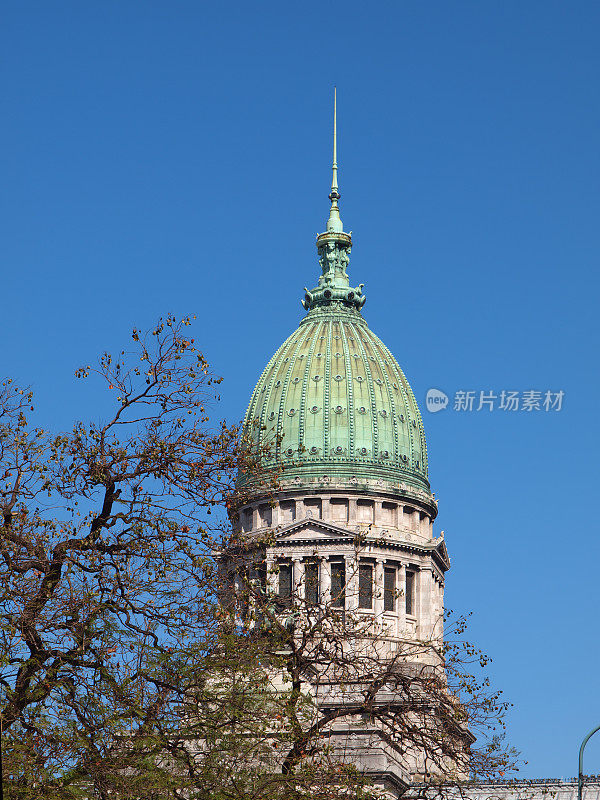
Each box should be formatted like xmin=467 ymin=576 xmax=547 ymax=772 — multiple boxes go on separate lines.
xmin=327 ymin=87 xmax=343 ymax=233
xmin=331 ymin=86 xmax=338 ymax=196
xmin=303 ymin=88 xmax=365 ymax=313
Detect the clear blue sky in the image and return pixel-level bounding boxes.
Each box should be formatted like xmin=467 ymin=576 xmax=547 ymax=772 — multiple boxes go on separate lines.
xmin=2 ymin=0 xmax=599 ymax=780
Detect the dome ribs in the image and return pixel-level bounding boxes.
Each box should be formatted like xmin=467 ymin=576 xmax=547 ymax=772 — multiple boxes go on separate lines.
xmin=373 ymin=339 xmax=401 ymax=467
xmin=298 ymin=322 xmax=322 ymax=458
xmin=275 ymin=324 xmax=312 ymax=462
xmin=339 ymin=321 xmax=355 ymax=460
xmin=351 ymin=321 xmax=379 ymax=461
xmin=379 ymin=340 xmax=423 ymax=475
xmin=323 ymin=320 xmax=333 ymax=459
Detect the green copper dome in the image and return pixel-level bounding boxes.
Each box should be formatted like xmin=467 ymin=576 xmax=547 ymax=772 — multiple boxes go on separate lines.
xmin=239 ymin=95 xmax=434 ymax=513
xmin=241 ymin=304 xmax=431 ymax=499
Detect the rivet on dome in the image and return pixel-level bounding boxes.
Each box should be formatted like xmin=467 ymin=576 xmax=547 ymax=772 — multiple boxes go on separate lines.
xmin=287 ymin=409 xmax=296 ymax=416
xmin=310 ymin=405 xmax=319 ymax=413
xmin=357 ymin=406 xmax=367 ymax=414
xmin=313 ymin=375 xmax=321 ymax=382
xmin=334 ymin=375 xmax=344 ymax=381
xmin=355 ymin=375 xmax=364 ymax=382
xmin=334 ymin=405 xmax=344 ymax=413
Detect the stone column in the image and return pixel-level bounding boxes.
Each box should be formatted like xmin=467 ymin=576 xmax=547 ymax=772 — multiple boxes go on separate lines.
xmin=373 ymin=501 xmax=380 ymax=526
xmin=348 ymin=498 xmax=358 ymax=524
xmin=321 ymin=557 xmax=331 ymax=605
xmin=271 ymin=503 xmax=280 ymax=528
xmin=374 ymin=558 xmax=384 ymax=617
xmin=266 ymin=554 xmax=278 ymax=597
xmin=398 ymin=563 xmax=406 ymax=634
xmin=419 ymin=567 xmax=433 ymax=638
xmin=437 ymin=579 xmax=445 ymax=635
xmin=346 ymin=554 xmax=359 ymax=611
xmin=293 ymin=557 xmax=305 ymax=601
xmin=321 ymin=496 xmax=331 ymax=523
xmin=422 ymin=515 xmax=431 ymax=539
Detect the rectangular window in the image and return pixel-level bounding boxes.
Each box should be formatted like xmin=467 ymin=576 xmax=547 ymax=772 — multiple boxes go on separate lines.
xmin=384 ymin=566 xmax=396 ymax=612
xmin=405 ymin=570 xmax=415 ymax=616
xmin=278 ymin=562 xmax=292 ymax=606
xmin=305 ymin=561 xmax=319 ymax=605
xmin=255 ymin=560 xmax=267 ymax=594
xmin=358 ymin=563 xmax=373 ymax=609
xmin=330 ymin=561 xmax=345 ymax=608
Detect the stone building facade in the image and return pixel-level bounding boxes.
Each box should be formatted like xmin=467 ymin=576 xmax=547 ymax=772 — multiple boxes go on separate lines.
xmin=231 ymin=96 xmax=456 ymax=795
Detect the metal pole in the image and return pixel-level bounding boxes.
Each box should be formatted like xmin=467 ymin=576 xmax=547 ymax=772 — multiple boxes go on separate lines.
xmin=0 ymin=714 xmax=3 ymax=800
xmin=578 ymin=723 xmax=600 ymax=800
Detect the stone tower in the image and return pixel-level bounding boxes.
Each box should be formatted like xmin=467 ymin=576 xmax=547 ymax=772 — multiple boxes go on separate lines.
xmin=232 ymin=91 xmax=452 ymax=794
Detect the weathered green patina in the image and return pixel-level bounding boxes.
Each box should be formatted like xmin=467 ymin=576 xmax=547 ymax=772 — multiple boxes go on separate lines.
xmin=240 ymin=91 xmax=433 ymax=509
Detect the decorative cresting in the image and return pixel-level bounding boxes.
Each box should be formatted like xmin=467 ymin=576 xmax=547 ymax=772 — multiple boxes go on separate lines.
xmin=239 ymin=90 xmax=434 ymax=514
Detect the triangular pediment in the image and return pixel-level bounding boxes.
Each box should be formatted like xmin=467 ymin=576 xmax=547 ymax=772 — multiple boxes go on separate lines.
xmin=432 ymin=537 xmax=451 ymax=571
xmin=275 ymin=517 xmax=355 ymax=542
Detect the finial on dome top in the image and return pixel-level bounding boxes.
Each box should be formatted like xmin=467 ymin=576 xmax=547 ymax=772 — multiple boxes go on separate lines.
xmin=327 ymin=87 xmax=343 ymax=233
xmin=302 ymin=89 xmax=365 ymax=313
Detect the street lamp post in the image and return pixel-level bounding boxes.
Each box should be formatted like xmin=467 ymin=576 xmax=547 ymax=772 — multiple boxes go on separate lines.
xmin=578 ymin=724 xmax=600 ymax=800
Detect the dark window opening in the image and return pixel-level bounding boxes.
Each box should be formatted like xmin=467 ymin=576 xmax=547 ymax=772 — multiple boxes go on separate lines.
xmin=278 ymin=562 xmax=292 ymax=606
xmin=330 ymin=561 xmax=345 ymax=608
xmin=384 ymin=566 xmax=396 ymax=612
xmin=358 ymin=563 xmax=373 ymax=609
xmin=406 ymin=570 xmax=415 ymax=616
xmin=257 ymin=561 xmax=267 ymax=595
xmin=305 ymin=561 xmax=319 ymax=605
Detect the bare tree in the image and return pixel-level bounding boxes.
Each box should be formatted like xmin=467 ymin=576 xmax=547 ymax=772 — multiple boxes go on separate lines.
xmin=0 ymin=318 xmax=518 ymax=799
